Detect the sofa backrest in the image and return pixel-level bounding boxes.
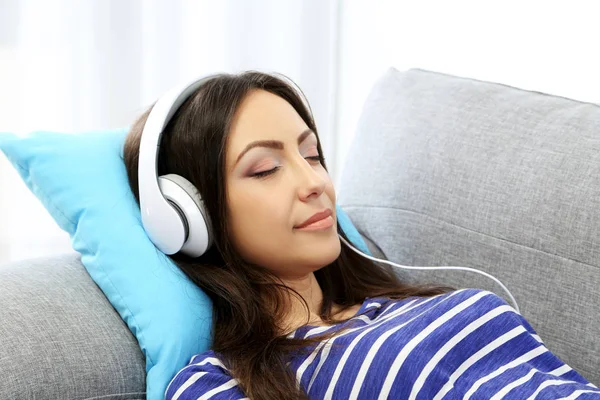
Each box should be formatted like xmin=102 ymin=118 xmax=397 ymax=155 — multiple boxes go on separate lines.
xmin=338 ymin=67 xmax=600 ymax=384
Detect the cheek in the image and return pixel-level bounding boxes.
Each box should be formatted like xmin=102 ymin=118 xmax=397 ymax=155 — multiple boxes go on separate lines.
xmin=226 ymin=185 xmax=293 ymax=267
xmin=227 ymin=185 xmax=290 ymax=236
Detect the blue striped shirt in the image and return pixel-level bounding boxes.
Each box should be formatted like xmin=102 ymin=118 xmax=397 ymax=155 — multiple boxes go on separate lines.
xmin=165 ymin=288 xmax=599 ymax=399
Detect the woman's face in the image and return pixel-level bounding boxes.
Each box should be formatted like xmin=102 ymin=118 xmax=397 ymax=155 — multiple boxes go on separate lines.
xmin=225 ymin=89 xmax=340 ymax=279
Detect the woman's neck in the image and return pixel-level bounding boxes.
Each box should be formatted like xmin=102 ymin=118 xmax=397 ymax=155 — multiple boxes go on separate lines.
xmin=275 ymin=271 xmax=362 ymax=333
xmin=278 ymin=272 xmax=325 ymax=332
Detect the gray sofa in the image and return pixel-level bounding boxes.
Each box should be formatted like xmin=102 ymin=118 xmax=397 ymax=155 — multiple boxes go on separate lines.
xmin=1 ymin=67 xmax=598 ymax=399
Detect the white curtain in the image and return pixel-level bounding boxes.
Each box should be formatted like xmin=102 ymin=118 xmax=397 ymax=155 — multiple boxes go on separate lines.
xmin=0 ymin=0 xmax=343 ymax=263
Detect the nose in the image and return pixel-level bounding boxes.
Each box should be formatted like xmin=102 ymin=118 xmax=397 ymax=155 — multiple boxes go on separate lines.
xmin=295 ymin=157 xmax=327 ymax=202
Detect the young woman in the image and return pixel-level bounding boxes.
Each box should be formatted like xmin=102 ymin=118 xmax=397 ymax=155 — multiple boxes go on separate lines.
xmin=123 ymin=71 xmax=599 ymax=399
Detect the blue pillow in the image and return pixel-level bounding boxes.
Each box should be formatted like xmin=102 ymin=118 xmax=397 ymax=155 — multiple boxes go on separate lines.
xmin=0 ymin=129 xmax=371 ymax=400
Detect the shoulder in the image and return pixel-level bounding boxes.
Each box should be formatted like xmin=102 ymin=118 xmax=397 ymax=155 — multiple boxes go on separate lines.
xmin=381 ymin=288 xmax=523 ymax=323
xmin=165 ymin=350 xmax=248 ymax=400
xmin=371 ymin=288 xmax=516 ymax=311
xmin=371 ymin=288 xmax=511 ymax=308
xmin=435 ymin=288 xmax=522 ymax=315
xmin=434 ymin=288 xmax=537 ymax=332
xmin=434 ymin=288 xmax=513 ymax=306
xmin=459 ymin=288 xmax=517 ymax=309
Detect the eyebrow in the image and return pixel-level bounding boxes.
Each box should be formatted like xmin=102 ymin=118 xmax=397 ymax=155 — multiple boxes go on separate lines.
xmin=234 ymin=128 xmax=315 ymax=166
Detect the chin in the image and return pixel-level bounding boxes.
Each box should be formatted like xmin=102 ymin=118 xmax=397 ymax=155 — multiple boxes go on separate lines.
xmin=310 ymin=235 xmax=342 ymax=268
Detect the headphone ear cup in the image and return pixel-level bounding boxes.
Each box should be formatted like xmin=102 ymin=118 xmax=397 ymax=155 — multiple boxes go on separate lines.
xmin=158 ymin=174 xmax=213 ymax=257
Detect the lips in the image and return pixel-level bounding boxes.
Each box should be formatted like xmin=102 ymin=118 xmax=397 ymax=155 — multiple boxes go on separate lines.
xmin=295 ymin=208 xmax=333 ymax=229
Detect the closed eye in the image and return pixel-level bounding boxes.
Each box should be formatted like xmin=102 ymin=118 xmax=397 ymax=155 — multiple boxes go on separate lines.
xmin=251 ymin=156 xmax=324 ymax=179
xmin=252 ymin=167 xmax=280 ymax=178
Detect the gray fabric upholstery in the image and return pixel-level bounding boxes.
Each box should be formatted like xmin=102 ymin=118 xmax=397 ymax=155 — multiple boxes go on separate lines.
xmin=338 ymin=67 xmax=600 ymax=384
xmin=0 ymin=252 xmax=146 ymax=399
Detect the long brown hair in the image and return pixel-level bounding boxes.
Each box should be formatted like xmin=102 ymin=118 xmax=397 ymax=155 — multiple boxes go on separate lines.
xmin=123 ymin=71 xmax=453 ymax=399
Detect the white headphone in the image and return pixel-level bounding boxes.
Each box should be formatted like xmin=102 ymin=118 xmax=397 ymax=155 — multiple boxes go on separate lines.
xmin=138 ymin=75 xmax=215 ymax=258
xmin=138 ymin=75 xmax=520 ymax=313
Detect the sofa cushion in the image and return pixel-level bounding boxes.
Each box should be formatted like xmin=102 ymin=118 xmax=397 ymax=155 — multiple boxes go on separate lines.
xmin=0 ymin=253 xmax=146 ymax=399
xmin=338 ymin=67 xmax=600 ymax=384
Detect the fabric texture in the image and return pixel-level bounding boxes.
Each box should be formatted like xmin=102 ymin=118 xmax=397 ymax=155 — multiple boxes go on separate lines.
xmin=0 ymin=252 xmax=146 ymax=399
xmin=165 ymin=289 xmax=599 ymax=399
xmin=0 ymin=128 xmax=369 ymax=400
xmin=338 ymin=67 xmax=600 ymax=384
